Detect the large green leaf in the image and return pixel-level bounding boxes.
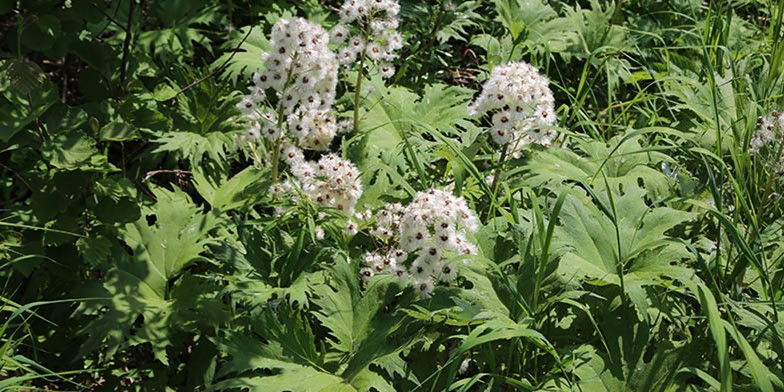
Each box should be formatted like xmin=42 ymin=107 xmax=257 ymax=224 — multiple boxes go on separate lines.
xmin=312 ymin=259 xmax=414 ymax=381
xmin=76 ymin=186 xmax=220 ymax=364
xmin=522 ymin=133 xmax=672 ymax=199
xmin=354 ymin=80 xmax=477 ymax=203
xmin=41 ymin=131 xmax=117 ymax=172
xmin=192 ymin=165 xmax=270 ymax=212
xmin=554 ymin=182 xmax=696 ymax=319
xmin=492 ymin=0 xmax=577 ymax=54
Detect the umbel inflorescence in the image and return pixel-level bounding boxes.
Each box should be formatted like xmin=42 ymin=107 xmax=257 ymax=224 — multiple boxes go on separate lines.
xmin=359 ymin=189 xmax=480 ymax=298
xmin=468 ymin=61 xmax=557 ymax=157
xmin=235 ymin=17 xmax=340 ymax=151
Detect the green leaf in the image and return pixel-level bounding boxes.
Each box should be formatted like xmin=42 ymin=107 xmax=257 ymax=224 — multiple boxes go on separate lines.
xmin=0 ymin=61 xmax=57 ymax=141
xmin=211 ymin=330 xmax=355 ymax=392
xmin=76 ymin=236 xmax=113 ymax=266
xmin=696 ymin=284 xmax=732 ymax=392
xmin=492 ymin=0 xmax=577 ymax=54
xmin=554 ymin=183 xmax=695 ymax=317
xmin=209 ymin=369 xmax=355 ymax=392
xmin=99 ymin=120 xmax=140 ymax=141
xmin=43 ymin=103 xmax=87 ymax=133
xmin=153 ymin=82 xmax=180 ymax=102
xmin=20 ymin=14 xmax=61 ymax=52
xmin=76 ymin=186 xmax=219 ymax=364
xmin=312 ymin=259 xmax=414 ymax=382
xmin=41 ymin=131 xmax=117 ymax=171
xmin=212 ymin=25 xmax=269 ymax=84
xmin=153 ymin=131 xmax=232 ymax=164
xmin=121 ymin=186 xmax=219 ymax=296
xmin=192 ymin=165 xmax=270 ymax=212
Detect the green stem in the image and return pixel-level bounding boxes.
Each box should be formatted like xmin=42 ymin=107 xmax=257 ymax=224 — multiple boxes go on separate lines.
xmin=353 ymin=48 xmax=366 ymax=134
xmin=270 ymin=54 xmax=299 ymax=182
xmin=490 ymin=143 xmax=509 ymax=197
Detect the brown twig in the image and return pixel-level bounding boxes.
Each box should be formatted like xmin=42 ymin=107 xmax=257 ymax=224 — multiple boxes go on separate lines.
xmin=176 ymin=26 xmax=254 ymax=96
xmin=88 ymin=0 xmax=127 ymax=32
xmin=143 ymin=169 xmax=192 ymax=181
xmin=0 ymin=161 xmax=33 ymax=192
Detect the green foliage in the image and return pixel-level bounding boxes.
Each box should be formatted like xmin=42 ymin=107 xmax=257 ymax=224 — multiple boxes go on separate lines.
xmin=0 ymin=0 xmax=782 ymax=390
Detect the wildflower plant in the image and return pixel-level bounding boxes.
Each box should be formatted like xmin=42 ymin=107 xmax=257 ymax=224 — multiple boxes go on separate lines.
xmin=331 ymin=0 xmax=403 ymax=131
xmin=468 ymin=61 xmax=558 ymax=158
xmin=235 ymin=17 xmax=340 ymax=180
xmin=274 ymin=146 xmax=363 ymax=216
xmin=750 ymin=110 xmax=783 ymax=167
xmin=360 ymin=189 xmax=480 ymax=298
xmin=5 ymin=1 xmax=784 ymax=391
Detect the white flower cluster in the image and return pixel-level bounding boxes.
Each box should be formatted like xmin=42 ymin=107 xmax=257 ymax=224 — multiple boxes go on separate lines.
xmin=236 ymin=18 xmax=340 ymax=150
xmin=468 ymin=62 xmax=557 ymax=157
xmin=332 ymin=0 xmax=403 ymax=78
xmin=273 ymin=147 xmax=363 ymax=215
xmin=750 ymin=110 xmax=782 ymax=154
xmin=359 ymin=189 xmax=480 ymax=298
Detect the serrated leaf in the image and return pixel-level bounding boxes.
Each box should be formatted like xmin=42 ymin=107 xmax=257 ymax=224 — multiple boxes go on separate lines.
xmin=76 ymin=236 xmax=113 ymax=266
xmin=76 ymin=186 xmax=219 ymax=364
xmin=312 ymin=259 xmax=414 ymax=381
xmin=192 ymin=165 xmax=270 ymax=212
xmin=212 ymin=25 xmax=269 ymax=85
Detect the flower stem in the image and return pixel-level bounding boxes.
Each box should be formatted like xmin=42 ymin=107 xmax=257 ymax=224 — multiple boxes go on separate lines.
xmin=353 ymin=48 xmax=367 ymax=134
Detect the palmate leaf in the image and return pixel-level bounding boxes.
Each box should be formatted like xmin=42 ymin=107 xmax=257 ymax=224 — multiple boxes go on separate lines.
xmin=554 ymin=183 xmax=696 ymax=318
xmin=312 ymin=259 xmax=414 ymax=382
xmin=354 ymin=80 xmax=477 ymax=203
xmin=212 ymin=25 xmax=269 ymax=85
xmin=211 ymin=261 xmax=409 ymax=392
xmin=121 ymin=186 xmax=219 ymax=295
xmin=153 ymin=131 xmax=234 ymax=165
xmin=521 ymin=133 xmax=672 ymax=199
xmin=76 ymin=186 xmax=219 ymax=364
xmin=210 ymin=330 xmax=354 ymax=391
xmin=492 ymin=0 xmax=577 ymax=54
xmin=210 ymin=370 xmax=355 ymax=392
xmin=192 ymin=165 xmax=271 ymax=212
xmin=436 ymin=1 xmax=483 ymax=44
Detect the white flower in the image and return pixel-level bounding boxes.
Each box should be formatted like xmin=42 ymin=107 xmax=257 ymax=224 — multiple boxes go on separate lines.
xmin=346 ymin=220 xmax=358 ymax=235
xmin=330 ymin=24 xmax=349 ymax=44
xmin=438 ymin=263 xmax=459 ymax=283
xmin=469 ymin=62 xmax=558 ymax=157
xmin=275 ymin=153 xmax=363 ymax=215
xmin=360 ymin=189 xmax=479 ymax=294
xmin=336 ymin=0 xmax=402 ymax=73
xmin=415 ymin=279 xmax=435 ymax=298
xmin=379 ymin=63 xmax=395 ymax=79
xmin=238 ymin=18 xmax=340 ymax=150
xmin=750 ymin=110 xmax=782 ymax=154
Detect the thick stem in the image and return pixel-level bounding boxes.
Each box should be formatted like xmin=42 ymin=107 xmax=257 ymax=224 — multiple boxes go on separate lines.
xmin=270 ymin=138 xmax=283 ymax=182
xmin=490 ymin=143 xmax=509 ymax=196
xmin=352 ymin=48 xmax=366 ymax=134
xmin=270 ymin=53 xmax=300 ymax=182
